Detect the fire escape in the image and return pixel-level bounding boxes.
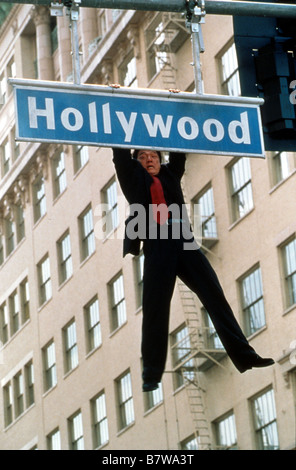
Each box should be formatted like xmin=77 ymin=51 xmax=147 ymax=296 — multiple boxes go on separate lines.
xmin=145 ymin=12 xmax=189 ymax=89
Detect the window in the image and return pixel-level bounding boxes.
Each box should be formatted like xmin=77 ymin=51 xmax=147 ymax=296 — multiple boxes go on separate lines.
xmin=33 ymin=175 xmax=46 ymax=223
xmin=1 ymin=138 xmax=11 ymax=177
xmin=0 ymin=302 xmax=9 ymax=345
xmin=5 ymin=218 xmax=16 ymax=256
xmin=79 ymin=205 xmax=95 ymax=261
xmin=220 ymin=43 xmax=241 ymax=96
xmin=2 ymin=360 xmax=34 ymax=427
xmin=37 ymin=255 xmax=52 ymax=306
xmin=91 ymin=391 xmax=109 ymax=448
xmin=63 ymin=320 xmax=78 ymax=373
xmin=229 ymin=158 xmax=253 ymax=222
xmin=74 ymin=145 xmax=89 ymax=173
xmin=20 ymin=278 xmax=30 ymax=323
xmin=0 ymin=278 xmax=30 ymax=343
xmin=0 ymin=128 xmax=20 ymax=178
xmin=50 ymin=16 xmax=58 ymax=54
xmin=0 ymin=56 xmax=16 ymax=105
xmin=103 ymin=179 xmax=118 ymax=236
xmin=251 ymin=389 xmax=279 ymax=450
xmin=109 ymin=273 xmax=126 ymax=331
xmin=68 ymin=411 xmax=84 ymax=450
xmin=9 ymin=290 xmax=20 ymax=336
xmin=57 ymin=231 xmax=73 ymax=285
xmin=144 ymin=382 xmax=163 ymax=412
xmin=282 ymin=237 xmax=296 ymax=308
xmin=215 ymin=412 xmax=238 ymax=449
xmin=1 ymin=207 xmax=25 ymax=259
xmin=119 ymin=52 xmax=138 ymax=88
xmin=270 ymin=151 xmax=296 ymax=186
xmin=47 ymin=428 xmax=61 ymax=450
xmin=85 ymin=297 xmax=101 ymax=353
xmin=0 ymin=72 xmax=7 ymax=105
xmin=52 ymin=151 xmax=67 ymax=199
xmin=240 ymin=266 xmax=265 ymax=336
xmin=134 ymin=252 xmax=144 ymax=309
xmin=180 ymin=434 xmax=199 ymax=450
xmin=171 ymin=325 xmax=195 ymax=389
xmin=3 ymin=382 xmax=13 ymax=427
xmin=12 ymin=127 xmax=20 ymax=162
xmin=14 ymin=372 xmax=24 ymax=418
xmin=25 ymin=360 xmax=34 ymax=408
xmin=116 ymin=371 xmax=135 ymax=431
xmin=195 ymin=186 xmax=218 ymax=240
xmin=16 ymin=205 xmax=25 ymax=243
xmin=43 ymin=341 xmax=57 ymax=392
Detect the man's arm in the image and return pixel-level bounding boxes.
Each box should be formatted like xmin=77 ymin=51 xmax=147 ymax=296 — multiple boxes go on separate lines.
xmin=112 ymin=147 xmax=137 ymax=202
xmin=166 ymin=152 xmax=186 ymax=179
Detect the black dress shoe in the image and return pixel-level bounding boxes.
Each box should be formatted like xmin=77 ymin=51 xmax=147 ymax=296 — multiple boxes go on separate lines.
xmin=252 ymin=356 xmax=275 ymax=369
xmin=142 ymin=381 xmax=159 ymax=392
xmin=239 ymin=355 xmax=275 ymax=373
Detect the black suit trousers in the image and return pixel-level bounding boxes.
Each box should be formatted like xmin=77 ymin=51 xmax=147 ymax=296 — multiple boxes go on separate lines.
xmin=141 ymin=234 xmax=258 ymax=383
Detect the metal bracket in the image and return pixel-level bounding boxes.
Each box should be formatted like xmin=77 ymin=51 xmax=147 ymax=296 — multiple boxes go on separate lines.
xmin=50 ymin=2 xmax=64 ymax=17
xmin=50 ymin=1 xmax=81 ymax=85
xmin=186 ymin=0 xmax=206 ymax=94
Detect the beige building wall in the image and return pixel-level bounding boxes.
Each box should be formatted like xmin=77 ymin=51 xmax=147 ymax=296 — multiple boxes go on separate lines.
xmin=0 ymin=5 xmax=295 ymax=451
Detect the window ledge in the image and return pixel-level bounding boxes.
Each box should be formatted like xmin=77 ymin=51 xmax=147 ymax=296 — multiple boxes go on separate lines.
xmin=37 ymin=296 xmax=53 ymax=313
xmin=283 ymin=304 xmax=296 ymax=317
xmin=63 ymin=363 xmax=79 ymax=380
xmin=58 ymin=274 xmax=74 ymax=292
xmin=3 ymin=402 xmax=35 ymax=433
xmin=116 ymin=420 xmax=135 ymax=438
xmin=247 ymin=325 xmax=267 ymax=341
xmin=143 ymin=400 xmax=163 ymax=417
xmin=269 ymin=169 xmax=296 ymax=195
xmin=109 ymin=320 xmax=127 ymax=339
xmin=85 ymin=343 xmax=102 ymax=360
xmin=228 ymin=207 xmax=255 ymax=232
xmin=79 ymin=249 xmax=96 ymax=269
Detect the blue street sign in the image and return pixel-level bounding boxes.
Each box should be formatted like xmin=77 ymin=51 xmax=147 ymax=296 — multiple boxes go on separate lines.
xmin=12 ymin=79 xmax=265 ymax=158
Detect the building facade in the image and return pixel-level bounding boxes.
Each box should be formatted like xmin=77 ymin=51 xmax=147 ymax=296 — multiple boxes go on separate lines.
xmin=0 ymin=4 xmax=295 ymax=450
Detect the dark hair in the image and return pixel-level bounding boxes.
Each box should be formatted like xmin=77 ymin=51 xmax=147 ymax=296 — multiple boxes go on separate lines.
xmin=132 ymin=149 xmax=162 ymax=163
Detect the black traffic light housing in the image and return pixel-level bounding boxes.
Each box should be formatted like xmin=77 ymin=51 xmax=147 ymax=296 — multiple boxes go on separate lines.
xmin=233 ymin=0 xmax=296 ymax=151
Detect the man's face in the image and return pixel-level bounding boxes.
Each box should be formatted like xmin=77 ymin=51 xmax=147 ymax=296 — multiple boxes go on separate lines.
xmin=137 ymin=150 xmax=161 ymax=176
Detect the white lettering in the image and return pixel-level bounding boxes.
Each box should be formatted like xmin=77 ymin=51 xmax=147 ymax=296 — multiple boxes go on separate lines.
xmin=102 ymin=102 xmax=112 ymax=134
xmin=142 ymin=113 xmax=173 ymax=138
xmin=289 ymin=80 xmax=296 ymax=105
xmin=61 ymin=107 xmax=83 ymax=131
xmin=116 ymin=111 xmax=137 ymax=142
xmin=203 ymin=118 xmax=225 ymax=142
xmin=88 ymin=102 xmax=98 ymax=133
xmin=28 ymin=96 xmax=55 ymax=130
xmin=177 ymin=116 xmax=199 ymax=140
xmin=228 ymin=111 xmax=251 ymax=145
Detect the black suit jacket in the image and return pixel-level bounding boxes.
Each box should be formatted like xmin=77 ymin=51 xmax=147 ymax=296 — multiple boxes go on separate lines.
xmin=112 ymin=148 xmax=187 ymax=256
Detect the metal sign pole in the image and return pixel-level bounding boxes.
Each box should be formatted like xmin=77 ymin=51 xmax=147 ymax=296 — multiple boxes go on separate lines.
xmin=1 ymin=0 xmax=296 ymax=19
xmin=51 ymin=1 xmax=81 ymax=85
xmin=69 ymin=2 xmax=81 ymax=85
xmin=186 ymin=0 xmax=206 ymax=95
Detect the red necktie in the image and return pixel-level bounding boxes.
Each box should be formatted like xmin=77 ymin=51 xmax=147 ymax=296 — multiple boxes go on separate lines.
xmin=150 ymin=176 xmax=169 ymax=225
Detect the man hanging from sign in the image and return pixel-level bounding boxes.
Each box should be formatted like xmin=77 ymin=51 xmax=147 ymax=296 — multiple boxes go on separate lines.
xmin=112 ymin=147 xmax=274 ymax=392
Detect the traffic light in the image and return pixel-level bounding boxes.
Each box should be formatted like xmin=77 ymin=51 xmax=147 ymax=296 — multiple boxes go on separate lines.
xmin=233 ymin=0 xmax=296 ymax=151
